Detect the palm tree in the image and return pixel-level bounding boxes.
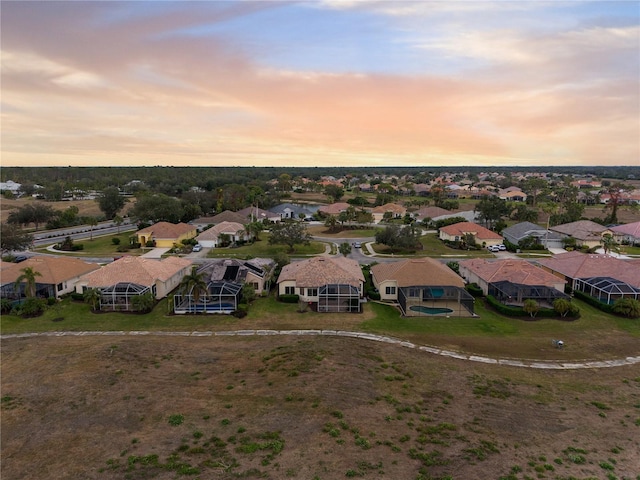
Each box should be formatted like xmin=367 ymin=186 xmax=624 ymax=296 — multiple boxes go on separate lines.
xmin=113 ymin=215 xmax=123 ymax=234
xmin=179 ymin=266 xmax=209 ymax=309
xmin=131 ymin=292 xmax=155 ymax=313
xmin=14 ymin=266 xmax=42 ymax=298
xmin=83 ymin=287 xmax=101 ymax=311
xmin=600 ymin=233 xmax=620 ymax=256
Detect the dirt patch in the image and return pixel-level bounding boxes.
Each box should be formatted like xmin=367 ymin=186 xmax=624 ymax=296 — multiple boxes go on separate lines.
xmin=0 ymin=197 xmax=135 ymax=223
xmin=2 ymin=335 xmax=639 ymax=479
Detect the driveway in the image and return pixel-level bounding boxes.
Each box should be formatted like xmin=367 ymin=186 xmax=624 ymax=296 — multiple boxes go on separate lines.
xmin=141 ymin=248 xmax=170 ymax=258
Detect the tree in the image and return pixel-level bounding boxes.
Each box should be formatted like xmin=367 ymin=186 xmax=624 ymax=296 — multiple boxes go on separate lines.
xmin=14 ymin=266 xmax=42 ymax=298
xmin=131 ymin=292 xmax=155 ymax=313
xmin=375 ymin=224 xmax=421 ymax=251
xmin=245 ymin=221 xmax=264 ymax=241
xmin=553 ymin=298 xmax=571 ymax=317
xmin=324 ymin=215 xmax=339 ymax=233
xmin=602 ymin=182 xmax=634 ymax=224
xmin=612 ymin=298 xmax=640 ymax=318
xmin=324 ymin=184 xmax=344 ymax=202
xmin=511 ymin=204 xmax=539 ymax=222
xmin=339 ymin=242 xmax=352 ymax=257
xmin=523 ymin=177 xmax=548 ymax=208
xmin=475 ymin=195 xmax=509 ymax=231
xmin=0 ymin=223 xmax=33 ymax=254
xmin=131 ymin=193 xmax=185 ymax=223
xmin=600 ymin=233 xmax=620 ymax=255
xmin=268 ymin=222 xmax=312 ymax=253
xmin=96 ymin=186 xmax=127 ymax=220
xmin=113 ymin=215 xmax=124 ymax=234
xmin=84 ymin=288 xmax=101 ymax=311
xmin=523 ymin=299 xmax=539 ymax=318
xmin=241 ymin=283 xmax=257 ymax=305
xmin=179 ymin=266 xmax=209 ymax=305
xmin=7 ymin=203 xmax=57 ymax=231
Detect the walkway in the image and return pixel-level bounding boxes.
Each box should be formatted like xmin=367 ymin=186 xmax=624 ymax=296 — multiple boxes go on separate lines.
xmin=2 ymin=330 xmax=638 ymax=371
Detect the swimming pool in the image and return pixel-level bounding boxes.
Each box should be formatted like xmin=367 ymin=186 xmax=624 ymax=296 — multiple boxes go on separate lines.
xmin=409 ymin=305 xmax=454 ymax=315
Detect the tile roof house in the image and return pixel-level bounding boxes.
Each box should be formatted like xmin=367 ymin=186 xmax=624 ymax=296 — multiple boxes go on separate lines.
xmin=501 ymin=222 xmax=564 ymax=249
xmin=537 ymin=251 xmax=640 ymax=304
xmin=371 ymin=203 xmax=407 ymax=224
xmin=549 ymin=220 xmax=613 ymax=248
xmin=413 ymin=206 xmax=451 ymax=220
xmin=196 ymin=221 xmax=250 ymax=248
xmin=460 ymin=258 xmax=570 ymax=307
xmin=136 ymin=222 xmax=197 ymax=248
xmin=1 ymin=256 xmax=100 ymax=300
xmin=190 ymin=211 xmax=247 ymax=231
xmin=498 ymin=188 xmax=528 ymax=202
xmin=439 ymin=221 xmax=503 ymax=247
xmin=317 ymin=202 xmax=351 ymax=216
xmin=76 ymin=256 xmax=192 ymax=300
xmin=371 ymin=258 xmax=474 ymax=316
xmin=611 ymin=221 xmax=640 ymax=245
xmin=277 ymin=257 xmax=364 ymax=312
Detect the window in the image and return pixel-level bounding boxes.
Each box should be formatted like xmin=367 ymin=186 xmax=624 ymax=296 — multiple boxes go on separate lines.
xmin=307 ymin=288 xmax=318 ymax=297
xmin=57 ymin=283 xmax=63 ymax=292
xmin=408 ymin=288 xmax=418 ymax=298
xmin=385 ymin=286 xmax=396 ymax=295
xmin=285 ymin=286 xmax=295 ymax=295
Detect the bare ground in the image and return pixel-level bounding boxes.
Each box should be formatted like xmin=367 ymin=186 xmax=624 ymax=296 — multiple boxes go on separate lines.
xmin=2 ymin=335 xmax=639 ymax=480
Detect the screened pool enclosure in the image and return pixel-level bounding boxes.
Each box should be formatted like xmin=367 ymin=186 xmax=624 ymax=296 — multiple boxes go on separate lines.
xmin=99 ymin=282 xmax=154 ymax=312
xmin=398 ymin=285 xmax=475 ymax=317
xmin=574 ymin=277 xmax=640 ymax=305
xmin=317 ymin=284 xmax=362 ymax=313
xmin=173 ymin=281 xmax=242 ymax=314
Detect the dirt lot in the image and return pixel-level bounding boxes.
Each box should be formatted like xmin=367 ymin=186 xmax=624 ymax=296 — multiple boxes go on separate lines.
xmin=2 ymin=335 xmax=639 ymax=480
xmin=0 ymin=198 xmax=136 ymax=224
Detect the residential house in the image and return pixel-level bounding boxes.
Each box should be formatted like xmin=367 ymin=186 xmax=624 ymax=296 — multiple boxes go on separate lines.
xmin=371 ymin=258 xmax=474 ymax=316
xmin=269 ymin=203 xmax=314 ymax=220
xmin=459 ymin=258 xmax=567 ymax=307
xmin=173 ymin=258 xmax=275 ymax=314
xmin=136 ymin=222 xmax=197 ymax=248
xmin=190 ymin=211 xmax=246 ymax=231
xmin=537 ymin=251 xmax=640 ymax=304
xmin=413 ymin=206 xmax=451 ymax=221
xmin=501 ymin=222 xmax=564 ymax=249
xmin=76 ymin=256 xmax=192 ymax=311
xmin=196 ymin=221 xmax=250 ymax=248
xmin=611 ymin=221 xmax=640 ymax=246
xmin=439 ymin=221 xmax=503 ymax=247
xmin=1 ymin=256 xmax=100 ymax=300
xmin=277 ymin=257 xmax=364 ymax=312
xmin=317 ymin=202 xmax=351 ymax=217
xmin=549 ymin=220 xmax=612 ymax=248
xmin=498 ymin=188 xmax=528 ymax=202
xmin=371 ymin=203 xmax=407 ymax=224
xmin=236 ymin=206 xmax=281 ymax=223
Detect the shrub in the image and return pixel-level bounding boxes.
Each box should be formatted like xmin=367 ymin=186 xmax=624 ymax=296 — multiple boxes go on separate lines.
xmin=111 ymin=237 xmax=121 ymax=245
xmin=573 ymin=290 xmax=615 ymax=314
xmin=279 ymin=294 xmax=299 ymax=304
xmin=47 ymin=297 xmax=57 ymax=306
xmin=465 ymin=283 xmax=484 ymax=297
xmin=17 ymin=297 xmax=47 ymax=317
xmin=0 ymin=298 xmax=12 ymax=313
xmin=233 ymin=308 xmax=247 ymax=318
xmin=612 ymin=298 xmax=640 ymax=318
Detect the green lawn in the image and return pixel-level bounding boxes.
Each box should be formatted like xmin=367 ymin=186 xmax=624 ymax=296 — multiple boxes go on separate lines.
xmin=369 ymin=233 xmax=494 ymax=257
xmin=206 ymin=233 xmax=327 ymax=258
xmin=3 ymin=293 xmax=638 ymax=361
xmin=35 ymin=233 xmax=143 ymax=257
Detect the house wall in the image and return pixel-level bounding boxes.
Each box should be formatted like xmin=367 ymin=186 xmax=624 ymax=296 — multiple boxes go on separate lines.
xmin=372 ymin=277 xmax=399 ymax=301
xmin=155 ymin=267 xmax=190 ymax=299
xmin=458 ymin=266 xmax=489 ymax=295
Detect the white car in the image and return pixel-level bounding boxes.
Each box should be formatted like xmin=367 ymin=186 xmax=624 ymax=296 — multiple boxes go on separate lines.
xmin=497 ymin=244 xmax=507 ymax=251
xmin=192 ymin=244 xmax=202 ymax=252
xmin=488 ymin=245 xmax=501 ymax=252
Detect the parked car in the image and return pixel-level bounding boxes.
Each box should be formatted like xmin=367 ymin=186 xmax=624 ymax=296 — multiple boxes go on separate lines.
xmin=13 ymin=255 xmax=28 ymax=263
xmin=487 ymin=245 xmax=501 ymax=252
xmin=497 ymin=244 xmax=507 ymax=251
xmin=353 ymin=242 xmax=362 ymax=248
xmin=192 ymin=244 xmax=202 ymax=252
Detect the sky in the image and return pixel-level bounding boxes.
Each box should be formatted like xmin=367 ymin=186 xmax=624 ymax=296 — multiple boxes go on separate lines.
xmin=1 ymin=0 xmax=639 ymax=168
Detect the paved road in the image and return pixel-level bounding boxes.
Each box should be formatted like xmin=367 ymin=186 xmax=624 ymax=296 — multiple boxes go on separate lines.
xmin=3 ymin=329 xmax=638 ymax=371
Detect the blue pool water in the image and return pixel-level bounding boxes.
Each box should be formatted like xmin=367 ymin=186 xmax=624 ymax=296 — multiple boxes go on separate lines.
xmin=409 ymin=305 xmax=454 ymax=315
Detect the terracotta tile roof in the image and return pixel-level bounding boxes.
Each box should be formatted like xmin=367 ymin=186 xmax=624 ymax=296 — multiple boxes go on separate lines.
xmin=194 ymin=211 xmax=246 ymax=225
xmin=318 ymin=203 xmax=351 ymax=215
xmin=82 ymin=256 xmax=192 ymax=288
xmin=439 ymin=222 xmax=503 ymax=240
xmin=549 ymin=220 xmax=609 ymax=241
xmin=611 ymin=221 xmax=640 ymax=238
xmin=197 ymin=221 xmax=246 ymax=241
xmin=459 ymin=258 xmax=564 ymax=287
xmin=278 ymin=257 xmax=364 ymax=288
xmin=413 ymin=206 xmax=451 ymax=219
xmin=137 ymin=222 xmax=195 ymax=239
xmin=371 ymin=258 xmax=464 ymax=288
xmin=536 ymin=251 xmax=640 ymax=287
xmin=1 ymin=256 xmax=100 ymax=285
xmin=372 ymin=203 xmax=406 ymax=214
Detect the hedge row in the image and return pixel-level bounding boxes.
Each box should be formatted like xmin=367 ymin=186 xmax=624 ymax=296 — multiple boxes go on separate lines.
xmin=465 ymin=283 xmax=483 ymax=297
xmin=572 ymin=290 xmax=615 ymax=314
xmin=279 ymin=294 xmax=300 ymax=303
xmin=485 ymin=295 xmax=577 ymax=319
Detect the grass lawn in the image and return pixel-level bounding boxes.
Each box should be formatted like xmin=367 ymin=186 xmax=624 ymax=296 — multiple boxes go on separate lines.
xmin=307 ymin=225 xmax=378 ymax=238
xmin=206 ymin=233 xmax=327 ymax=259
xmin=3 ymin=293 xmax=638 ymax=361
xmin=369 ymin=233 xmax=494 ymax=257
xmin=35 ymin=232 xmax=143 ymax=257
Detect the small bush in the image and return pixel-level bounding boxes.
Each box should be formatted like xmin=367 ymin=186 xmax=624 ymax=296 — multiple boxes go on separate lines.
xmin=233 ymin=308 xmax=247 ymax=318
xmin=465 ymin=283 xmax=484 ymax=297
xmin=168 ymin=414 xmax=184 ymax=426
xmin=279 ymin=294 xmax=300 ymax=304
xmin=111 ymin=237 xmax=121 ymax=245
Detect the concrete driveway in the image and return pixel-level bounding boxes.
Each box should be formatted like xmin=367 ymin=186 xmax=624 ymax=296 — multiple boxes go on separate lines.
xmin=141 ymin=248 xmax=170 ymax=258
